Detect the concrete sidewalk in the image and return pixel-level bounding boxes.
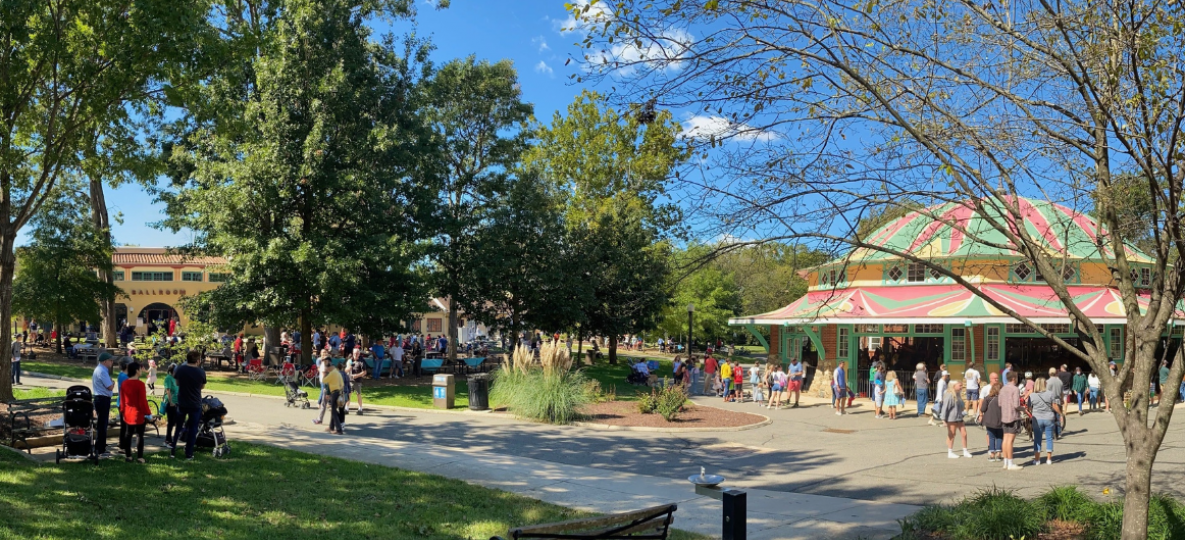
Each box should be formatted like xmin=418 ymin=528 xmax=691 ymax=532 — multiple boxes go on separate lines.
xmin=227 ymin=422 xmax=919 ymax=540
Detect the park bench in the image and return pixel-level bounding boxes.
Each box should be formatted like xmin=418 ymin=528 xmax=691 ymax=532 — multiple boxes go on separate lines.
xmin=492 ymin=504 xmax=677 ymax=540
xmin=205 ymin=346 xmax=234 ymax=370
xmin=4 ymin=395 xmax=65 ymax=452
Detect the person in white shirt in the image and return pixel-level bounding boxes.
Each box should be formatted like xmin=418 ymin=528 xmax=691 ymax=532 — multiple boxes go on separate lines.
xmin=931 ymin=370 xmax=950 ymax=426
xmin=389 ymin=344 xmax=405 ymax=379
xmin=964 ymin=363 xmax=982 ymax=419
xmin=634 ymin=360 xmax=650 ymax=376
xmin=1087 ymin=372 xmax=1101 ymax=411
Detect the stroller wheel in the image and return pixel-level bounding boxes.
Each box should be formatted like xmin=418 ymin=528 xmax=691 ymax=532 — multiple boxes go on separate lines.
xmin=55 ymin=449 xmax=61 ymax=464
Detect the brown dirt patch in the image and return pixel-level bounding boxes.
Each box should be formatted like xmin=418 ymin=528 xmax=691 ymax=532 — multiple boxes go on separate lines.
xmin=579 ymin=401 xmax=766 ymax=429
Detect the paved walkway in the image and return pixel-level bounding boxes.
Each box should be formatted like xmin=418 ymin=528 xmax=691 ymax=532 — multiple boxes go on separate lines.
xmin=18 ymin=373 xmax=918 ymax=540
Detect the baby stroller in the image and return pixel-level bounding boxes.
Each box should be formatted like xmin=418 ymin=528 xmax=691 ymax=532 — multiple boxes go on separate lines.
xmin=56 ymin=385 xmax=98 ymax=464
xmin=196 ymin=395 xmax=231 ymax=457
xmin=284 ymin=379 xmax=311 ymax=409
xmin=627 ymin=366 xmax=650 ymax=386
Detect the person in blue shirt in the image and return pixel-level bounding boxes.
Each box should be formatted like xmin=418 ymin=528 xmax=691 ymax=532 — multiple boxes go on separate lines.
xmin=343 ymin=332 xmax=356 ymax=357
xmin=92 ymin=354 xmax=116 ymax=456
xmin=438 ymin=335 xmax=448 ymax=354
xmin=787 ymin=358 xmax=805 ymax=407
xmin=370 ymin=341 xmax=386 ymax=380
xmin=834 ymin=363 xmax=848 ymax=416
xmin=328 ymin=332 xmax=341 ymax=353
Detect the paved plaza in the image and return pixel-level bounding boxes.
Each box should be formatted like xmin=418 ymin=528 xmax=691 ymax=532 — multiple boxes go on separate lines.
xmin=19 ymin=373 xmax=1185 ymax=539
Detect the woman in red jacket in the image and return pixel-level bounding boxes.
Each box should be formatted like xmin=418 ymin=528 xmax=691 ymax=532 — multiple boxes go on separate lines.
xmin=119 ymin=362 xmax=153 ymax=463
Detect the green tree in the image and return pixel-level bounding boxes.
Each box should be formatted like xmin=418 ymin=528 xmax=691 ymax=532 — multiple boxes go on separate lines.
xmin=13 ymin=195 xmax=123 ymax=354
xmin=163 ymin=0 xmax=438 ymax=365
xmin=527 ymin=91 xmax=684 ymax=364
xmin=459 ymin=172 xmax=583 ymax=348
xmin=657 ymin=250 xmax=743 ymax=348
xmin=425 ymin=57 xmax=533 ymax=361
xmin=0 ymin=0 xmax=212 ymax=400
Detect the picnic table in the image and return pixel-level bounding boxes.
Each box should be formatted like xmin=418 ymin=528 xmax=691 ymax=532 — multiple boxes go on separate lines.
xmin=460 ymin=357 xmax=486 ymax=373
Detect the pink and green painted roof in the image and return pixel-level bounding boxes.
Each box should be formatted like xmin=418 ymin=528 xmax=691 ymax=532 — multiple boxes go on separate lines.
xmin=846 ymin=197 xmax=1152 ymax=263
xmin=730 ymin=284 xmax=1181 ymax=325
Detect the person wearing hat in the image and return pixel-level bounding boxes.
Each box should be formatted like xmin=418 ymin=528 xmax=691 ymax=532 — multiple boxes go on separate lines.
xmin=91 ymin=352 xmax=116 ymax=456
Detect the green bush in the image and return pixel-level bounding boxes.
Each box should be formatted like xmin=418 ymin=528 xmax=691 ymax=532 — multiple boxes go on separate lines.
xmin=656 ymin=385 xmax=688 ymax=421
xmin=900 ymin=486 xmax=1185 ymax=540
xmin=637 ymin=391 xmax=658 ymax=414
xmin=491 ymin=368 xmax=595 ymax=425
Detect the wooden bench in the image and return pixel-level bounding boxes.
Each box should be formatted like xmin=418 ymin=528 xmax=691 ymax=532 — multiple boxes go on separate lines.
xmin=493 ymin=504 xmax=677 ymax=540
xmin=5 ymin=396 xmax=66 ymax=452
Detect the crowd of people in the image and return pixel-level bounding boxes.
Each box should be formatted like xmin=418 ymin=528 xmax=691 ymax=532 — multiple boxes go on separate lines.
xmin=89 ymin=349 xmax=207 ymax=462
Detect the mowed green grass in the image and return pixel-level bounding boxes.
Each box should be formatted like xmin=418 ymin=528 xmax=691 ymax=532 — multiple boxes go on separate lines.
xmin=0 ymin=442 xmax=706 ymax=540
xmin=24 ymin=360 xmax=470 ymax=409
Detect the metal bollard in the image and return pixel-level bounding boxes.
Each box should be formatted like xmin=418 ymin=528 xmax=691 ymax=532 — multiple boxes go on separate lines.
xmin=695 ymin=484 xmax=747 ymax=540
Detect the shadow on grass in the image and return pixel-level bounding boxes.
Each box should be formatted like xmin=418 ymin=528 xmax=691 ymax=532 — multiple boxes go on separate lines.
xmin=0 ymin=441 xmax=707 ymax=540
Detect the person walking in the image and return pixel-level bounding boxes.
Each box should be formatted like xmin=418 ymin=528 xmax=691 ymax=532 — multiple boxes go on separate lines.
xmin=931 ymin=370 xmax=950 ymax=426
xmin=10 ymin=338 xmax=21 ymax=385
xmin=1046 ymin=367 xmax=1065 ymax=438
xmin=884 ymin=371 xmax=902 ymax=419
xmin=313 ymin=350 xmax=332 ymax=425
xmin=370 ymin=339 xmax=386 ymax=380
xmin=1072 ymin=367 xmax=1088 ymax=415
xmin=1029 ymin=377 xmax=1061 ymax=465
xmin=964 ymin=362 xmax=981 ymax=421
xmin=873 ymin=363 xmax=886 ymax=419
xmin=1087 ymin=371 xmax=1101 ymax=411
xmin=171 ymin=351 xmax=207 ymax=461
xmin=347 ymin=356 xmax=366 ymax=415
xmin=939 ymin=380 xmax=972 ymax=458
xmin=913 ymin=363 xmax=930 ymax=417
xmin=91 ymin=353 xmax=116 ymax=457
xmin=786 ymin=357 xmax=804 ymax=407
xmin=118 ymin=362 xmax=153 ymax=463
xmin=749 ymin=362 xmax=764 ymax=405
xmin=163 ymin=364 xmax=180 ymax=449
xmin=979 ymin=382 xmax=1004 ymax=462
xmin=767 ymin=365 xmax=784 ymax=409
xmin=732 ymin=360 xmax=744 ymax=402
xmin=834 ymin=362 xmax=848 ymax=416
xmin=720 ymin=359 xmax=734 ymax=402
xmin=1157 ymin=360 xmax=1171 ymax=406
xmin=703 ymin=354 xmax=718 ymax=395
xmin=322 ymin=360 xmax=345 ymax=435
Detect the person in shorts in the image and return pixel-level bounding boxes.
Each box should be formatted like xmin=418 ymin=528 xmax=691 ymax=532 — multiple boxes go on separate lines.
xmin=999 ymin=371 xmax=1023 ymax=470
xmin=787 ymin=357 xmax=804 ymax=407
xmin=964 ymin=362 xmax=981 ymax=419
xmin=834 ymin=363 xmax=848 ymax=415
xmin=347 ymin=357 xmax=366 ymax=415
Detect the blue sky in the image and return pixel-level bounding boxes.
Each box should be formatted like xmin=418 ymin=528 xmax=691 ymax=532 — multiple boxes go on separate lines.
xmin=90 ymin=0 xmax=598 ymax=248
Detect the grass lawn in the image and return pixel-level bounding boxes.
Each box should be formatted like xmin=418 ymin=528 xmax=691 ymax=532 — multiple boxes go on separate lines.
xmin=0 ymin=442 xmax=705 ymax=540
xmin=24 ymin=360 xmax=473 ymax=409
xmin=12 ymin=387 xmax=65 ymax=400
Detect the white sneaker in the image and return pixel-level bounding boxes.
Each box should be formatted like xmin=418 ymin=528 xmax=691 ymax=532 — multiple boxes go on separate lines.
xmin=1006 ymin=464 xmax=1024 ymax=471
xmin=1045 ymin=459 xmax=1054 ymax=465
xmin=948 ymin=451 xmax=959 ymax=459
xmin=963 ymin=450 xmax=973 ymax=458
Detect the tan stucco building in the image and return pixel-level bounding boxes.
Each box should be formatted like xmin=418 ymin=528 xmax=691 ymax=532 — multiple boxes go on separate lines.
xmin=111 ymin=247 xmax=231 ymax=333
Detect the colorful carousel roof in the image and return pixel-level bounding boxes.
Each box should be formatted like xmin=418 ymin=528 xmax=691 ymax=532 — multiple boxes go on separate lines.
xmin=729 ymin=284 xmax=1179 ymax=326
xmin=848 ymin=197 xmax=1152 ymax=263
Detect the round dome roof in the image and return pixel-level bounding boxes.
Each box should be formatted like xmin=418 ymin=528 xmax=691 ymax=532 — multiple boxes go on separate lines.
xmin=847 ymin=197 xmax=1152 ymax=263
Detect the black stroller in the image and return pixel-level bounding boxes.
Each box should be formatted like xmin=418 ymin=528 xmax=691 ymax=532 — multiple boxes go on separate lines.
xmin=56 ymin=385 xmax=99 ymax=464
xmin=284 ymin=379 xmax=311 ymax=409
xmin=196 ymin=395 xmax=230 ymax=457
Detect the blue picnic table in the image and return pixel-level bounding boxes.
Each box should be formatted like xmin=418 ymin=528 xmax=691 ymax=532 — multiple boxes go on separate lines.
xmin=421 ymin=358 xmax=445 ymax=374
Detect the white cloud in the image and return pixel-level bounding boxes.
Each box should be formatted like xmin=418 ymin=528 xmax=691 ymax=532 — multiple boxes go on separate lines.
xmin=584 ymin=27 xmax=694 ymax=74
xmin=555 ymin=0 xmax=614 ymax=35
xmin=679 ymin=115 xmax=779 ymax=142
xmin=532 ymin=35 xmax=550 ymax=52
xmin=535 ymin=60 xmax=554 ymax=77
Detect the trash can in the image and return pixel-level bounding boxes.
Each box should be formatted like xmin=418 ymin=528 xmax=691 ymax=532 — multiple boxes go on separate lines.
xmin=432 ymin=374 xmax=455 ymax=409
xmin=467 ymin=373 xmax=490 ymax=411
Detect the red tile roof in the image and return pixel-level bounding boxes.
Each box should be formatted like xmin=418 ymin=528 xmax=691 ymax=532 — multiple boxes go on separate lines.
xmin=113 ymin=247 xmax=227 ymax=266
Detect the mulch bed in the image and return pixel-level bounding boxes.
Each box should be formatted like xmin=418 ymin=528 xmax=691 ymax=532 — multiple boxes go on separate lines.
xmin=579 ymin=401 xmax=766 ymax=429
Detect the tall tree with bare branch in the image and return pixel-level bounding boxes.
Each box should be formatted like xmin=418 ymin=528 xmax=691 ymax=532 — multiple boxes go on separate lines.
xmin=576 ymin=1 xmax=1185 ymax=537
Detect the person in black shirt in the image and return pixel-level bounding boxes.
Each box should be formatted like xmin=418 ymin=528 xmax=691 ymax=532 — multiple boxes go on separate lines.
xmin=171 ymin=350 xmax=207 ymax=460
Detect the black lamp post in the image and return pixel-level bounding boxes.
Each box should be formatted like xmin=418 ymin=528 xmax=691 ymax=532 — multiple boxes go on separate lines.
xmin=687 ymin=303 xmax=695 ymax=354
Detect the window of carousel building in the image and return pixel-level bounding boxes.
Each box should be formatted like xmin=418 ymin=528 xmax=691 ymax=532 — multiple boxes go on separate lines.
xmin=728 ymin=197 xmax=1168 ymax=394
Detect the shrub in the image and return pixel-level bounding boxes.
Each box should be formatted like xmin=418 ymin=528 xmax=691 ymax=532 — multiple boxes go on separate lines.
xmin=637 ymin=391 xmax=658 ymax=414
xmin=490 ymin=342 xmax=594 ymax=425
xmin=656 ymin=385 xmax=688 ymax=421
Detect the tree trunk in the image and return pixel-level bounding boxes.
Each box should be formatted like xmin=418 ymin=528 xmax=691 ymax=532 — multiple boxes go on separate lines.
xmin=608 ymin=334 xmax=618 ymax=365
xmin=447 ymin=303 xmax=459 ymax=362
xmin=263 ymin=326 xmax=280 ymax=362
xmin=1122 ymin=443 xmax=1154 ymax=540
xmin=89 ymin=176 xmax=118 ymax=348
xmin=300 ymin=309 xmax=312 ymax=366
xmin=55 ymin=318 xmax=63 ymax=354
xmin=0 ymin=231 xmax=16 ymax=401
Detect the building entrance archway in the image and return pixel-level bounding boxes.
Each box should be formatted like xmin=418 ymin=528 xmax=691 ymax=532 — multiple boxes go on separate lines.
xmin=138 ymin=303 xmax=177 ymax=332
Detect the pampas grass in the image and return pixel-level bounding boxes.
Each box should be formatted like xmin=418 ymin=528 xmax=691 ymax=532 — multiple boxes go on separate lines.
xmin=492 ymin=340 xmax=593 ymax=424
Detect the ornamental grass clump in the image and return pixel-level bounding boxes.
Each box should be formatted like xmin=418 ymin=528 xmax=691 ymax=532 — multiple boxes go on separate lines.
xmin=491 ymin=340 xmax=593 ymax=425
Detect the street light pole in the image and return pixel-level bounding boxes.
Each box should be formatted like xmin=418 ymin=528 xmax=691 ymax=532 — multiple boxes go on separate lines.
xmin=687 ymin=304 xmax=695 ymax=354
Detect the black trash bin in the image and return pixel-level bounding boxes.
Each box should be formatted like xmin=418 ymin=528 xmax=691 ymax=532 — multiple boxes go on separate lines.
xmin=467 ymin=373 xmax=490 ymax=411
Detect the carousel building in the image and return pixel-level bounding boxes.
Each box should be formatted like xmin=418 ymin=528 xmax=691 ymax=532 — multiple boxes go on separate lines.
xmin=729 ymin=197 xmax=1161 ymax=394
